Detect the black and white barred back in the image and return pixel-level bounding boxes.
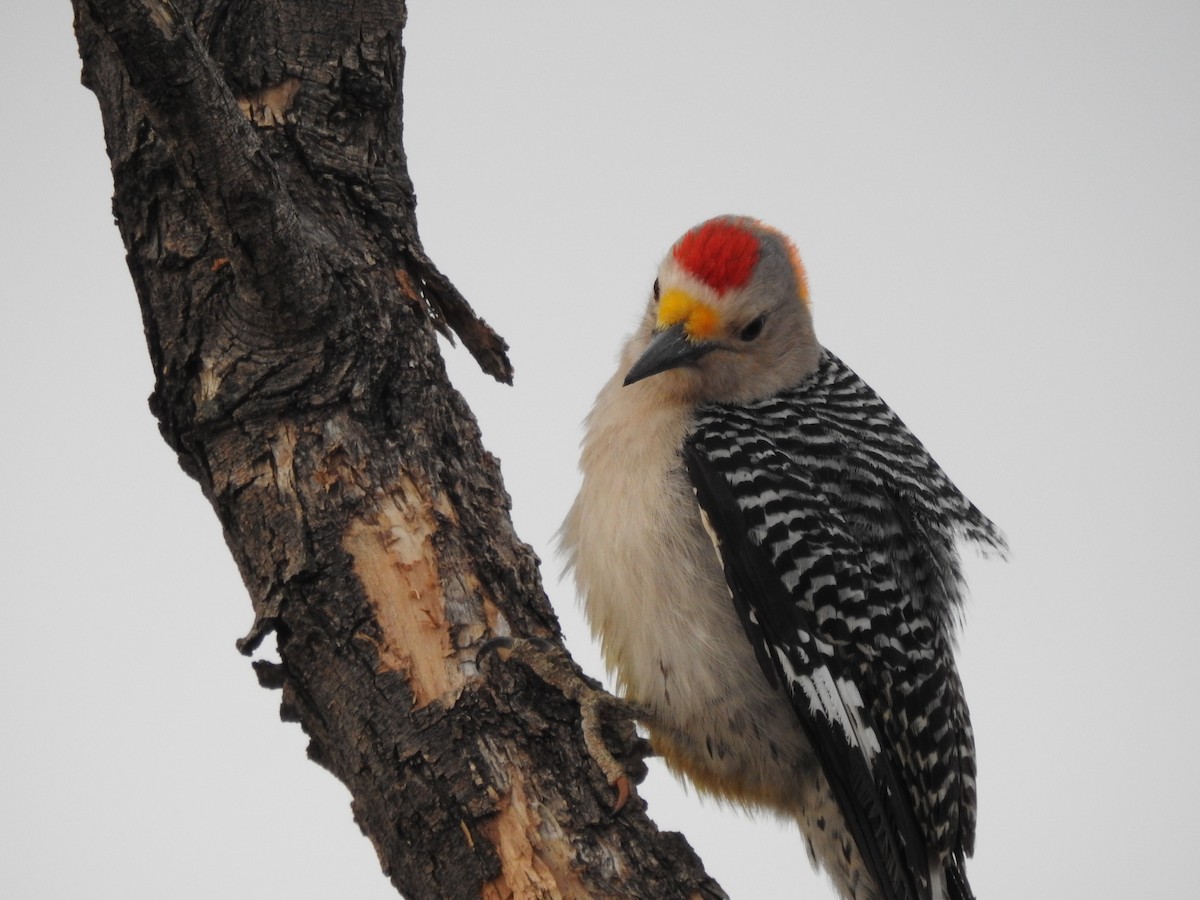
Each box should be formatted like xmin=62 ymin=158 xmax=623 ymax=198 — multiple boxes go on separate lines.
xmin=684 ymin=349 xmax=1005 ymax=900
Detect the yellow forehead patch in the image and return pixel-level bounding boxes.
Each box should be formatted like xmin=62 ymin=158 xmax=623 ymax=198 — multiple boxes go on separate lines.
xmin=657 ymin=288 xmax=693 ymax=327
xmin=657 ymin=288 xmax=722 ymax=341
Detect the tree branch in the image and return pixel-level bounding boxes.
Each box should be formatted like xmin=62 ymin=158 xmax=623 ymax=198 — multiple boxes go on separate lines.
xmin=83 ymin=0 xmax=329 ymax=326
xmin=71 ymin=0 xmax=722 ymax=896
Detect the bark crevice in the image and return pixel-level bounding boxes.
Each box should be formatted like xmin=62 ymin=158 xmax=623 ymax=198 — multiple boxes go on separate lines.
xmin=73 ymin=1 xmax=726 ymax=897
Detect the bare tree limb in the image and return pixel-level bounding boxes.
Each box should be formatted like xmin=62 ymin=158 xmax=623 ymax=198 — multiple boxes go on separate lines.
xmin=71 ymin=0 xmax=723 ymax=896
xmin=84 ymin=0 xmax=329 ymax=324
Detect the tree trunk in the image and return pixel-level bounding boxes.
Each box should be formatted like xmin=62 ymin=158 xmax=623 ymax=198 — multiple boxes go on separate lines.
xmin=71 ymin=1 xmax=726 ymax=897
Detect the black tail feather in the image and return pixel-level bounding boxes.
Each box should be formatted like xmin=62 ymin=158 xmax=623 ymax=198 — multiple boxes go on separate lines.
xmin=944 ymin=854 xmax=975 ymax=900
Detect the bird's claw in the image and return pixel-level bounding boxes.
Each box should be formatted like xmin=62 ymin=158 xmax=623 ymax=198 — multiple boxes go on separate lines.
xmin=479 ymin=634 xmax=647 ymax=813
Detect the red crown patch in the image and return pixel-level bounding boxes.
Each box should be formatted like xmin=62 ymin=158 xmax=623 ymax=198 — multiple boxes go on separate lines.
xmin=672 ymin=220 xmax=760 ymax=296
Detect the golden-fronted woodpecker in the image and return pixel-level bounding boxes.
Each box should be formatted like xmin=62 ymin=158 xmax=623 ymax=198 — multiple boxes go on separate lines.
xmin=561 ymin=216 xmax=1004 ymax=900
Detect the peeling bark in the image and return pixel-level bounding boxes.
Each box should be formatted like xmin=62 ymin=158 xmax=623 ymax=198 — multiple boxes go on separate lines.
xmin=71 ymin=1 xmax=726 ymax=897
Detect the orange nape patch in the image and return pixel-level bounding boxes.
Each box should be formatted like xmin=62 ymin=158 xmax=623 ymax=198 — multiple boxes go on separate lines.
xmin=657 ymin=288 xmax=722 ymax=340
xmin=673 ymin=220 xmax=761 ymax=295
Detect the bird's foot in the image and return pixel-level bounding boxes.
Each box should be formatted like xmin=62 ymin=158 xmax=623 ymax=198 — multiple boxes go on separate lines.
xmin=478 ymin=636 xmax=651 ymax=812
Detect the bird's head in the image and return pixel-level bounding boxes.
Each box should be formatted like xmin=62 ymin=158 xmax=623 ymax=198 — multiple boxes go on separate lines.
xmin=624 ymin=216 xmax=821 ymax=404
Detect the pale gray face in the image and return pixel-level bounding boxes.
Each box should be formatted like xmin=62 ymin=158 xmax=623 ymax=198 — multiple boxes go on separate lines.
xmin=625 ymin=219 xmax=823 ymax=405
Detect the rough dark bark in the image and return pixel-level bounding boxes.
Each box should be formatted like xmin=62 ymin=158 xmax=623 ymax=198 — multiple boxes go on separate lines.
xmin=71 ymin=1 xmax=727 ymax=897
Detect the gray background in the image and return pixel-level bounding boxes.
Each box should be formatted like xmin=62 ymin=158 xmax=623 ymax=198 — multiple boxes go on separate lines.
xmin=3 ymin=3 xmax=1197 ymax=897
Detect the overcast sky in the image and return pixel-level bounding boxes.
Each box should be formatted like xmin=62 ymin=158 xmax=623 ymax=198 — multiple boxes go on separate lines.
xmin=3 ymin=3 xmax=1198 ymax=898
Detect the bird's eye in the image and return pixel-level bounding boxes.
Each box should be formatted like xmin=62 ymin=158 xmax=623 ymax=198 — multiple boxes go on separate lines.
xmin=652 ymin=278 xmax=661 ymax=301
xmin=739 ymin=315 xmax=766 ymax=341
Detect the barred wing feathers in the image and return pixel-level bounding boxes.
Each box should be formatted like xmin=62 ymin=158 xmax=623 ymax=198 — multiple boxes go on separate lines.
xmin=683 ymin=350 xmax=1004 ymax=900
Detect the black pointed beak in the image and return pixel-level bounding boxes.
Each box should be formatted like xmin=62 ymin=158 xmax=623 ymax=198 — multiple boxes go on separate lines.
xmin=624 ymin=323 xmax=718 ymax=386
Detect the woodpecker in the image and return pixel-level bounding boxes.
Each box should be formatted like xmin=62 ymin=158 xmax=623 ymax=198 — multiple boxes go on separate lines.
xmin=561 ymin=216 xmax=1004 ymax=900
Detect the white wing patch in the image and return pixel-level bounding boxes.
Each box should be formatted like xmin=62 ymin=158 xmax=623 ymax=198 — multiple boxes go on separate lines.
xmin=774 ymin=647 xmax=881 ymax=762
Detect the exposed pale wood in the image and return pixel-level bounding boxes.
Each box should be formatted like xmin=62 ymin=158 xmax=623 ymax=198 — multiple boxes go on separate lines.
xmin=71 ymin=1 xmax=727 ymax=897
